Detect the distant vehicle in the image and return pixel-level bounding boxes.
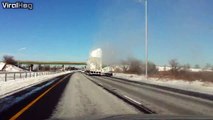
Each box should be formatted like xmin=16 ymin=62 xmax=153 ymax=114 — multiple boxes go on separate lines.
xmin=84 ymin=70 xmax=113 ymax=77
xmin=85 ymin=70 xmax=112 ymax=77
xmin=101 ymin=71 xmax=113 ymax=77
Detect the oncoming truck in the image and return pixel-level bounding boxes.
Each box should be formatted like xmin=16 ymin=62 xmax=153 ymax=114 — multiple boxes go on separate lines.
xmin=85 ymin=48 xmax=102 ymax=76
xmin=85 ymin=48 xmax=112 ymax=76
xmin=86 ymin=57 xmax=102 ymax=76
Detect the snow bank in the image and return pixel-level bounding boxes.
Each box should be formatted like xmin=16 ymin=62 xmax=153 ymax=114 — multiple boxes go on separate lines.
xmin=0 ymin=62 xmax=25 ymax=72
xmin=3 ymin=64 xmax=25 ymax=72
xmin=0 ymin=62 xmax=5 ymax=70
xmin=113 ymin=73 xmax=213 ymax=95
xmin=0 ymin=71 xmax=71 ymax=98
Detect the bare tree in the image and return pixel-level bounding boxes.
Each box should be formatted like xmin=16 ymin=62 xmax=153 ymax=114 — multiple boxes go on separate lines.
xmin=38 ymin=64 xmax=42 ymax=71
xmin=2 ymin=55 xmax=17 ymax=65
xmin=128 ymin=59 xmax=143 ymax=74
xmin=169 ymin=59 xmax=180 ymax=74
xmin=194 ymin=64 xmax=200 ymax=69
xmin=186 ymin=64 xmax=190 ymax=69
xmin=204 ymin=63 xmax=211 ymax=70
xmin=120 ymin=58 xmax=143 ymax=74
xmin=43 ymin=65 xmax=50 ymax=71
xmin=147 ymin=62 xmax=158 ymax=74
xmin=51 ymin=66 xmax=57 ymax=71
xmin=183 ymin=64 xmax=190 ymax=71
xmin=119 ymin=57 xmax=158 ymax=75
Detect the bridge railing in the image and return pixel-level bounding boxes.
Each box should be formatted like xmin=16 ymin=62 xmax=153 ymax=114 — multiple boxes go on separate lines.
xmin=0 ymin=71 xmax=62 ymax=82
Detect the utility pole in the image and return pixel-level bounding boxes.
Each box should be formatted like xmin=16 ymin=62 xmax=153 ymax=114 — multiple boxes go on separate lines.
xmin=145 ymin=0 xmax=148 ymax=80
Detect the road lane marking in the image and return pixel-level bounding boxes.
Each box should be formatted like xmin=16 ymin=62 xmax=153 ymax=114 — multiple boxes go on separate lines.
xmin=9 ymin=74 xmax=70 ymax=120
xmin=124 ymin=95 xmax=142 ymax=105
xmin=98 ymin=83 xmax=103 ymax=86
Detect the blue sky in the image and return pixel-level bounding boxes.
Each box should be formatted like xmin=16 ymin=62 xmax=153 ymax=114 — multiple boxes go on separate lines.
xmin=0 ymin=0 xmax=213 ymax=66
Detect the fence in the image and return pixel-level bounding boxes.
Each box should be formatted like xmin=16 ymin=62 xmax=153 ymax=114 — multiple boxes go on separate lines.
xmin=0 ymin=71 xmax=61 ymax=82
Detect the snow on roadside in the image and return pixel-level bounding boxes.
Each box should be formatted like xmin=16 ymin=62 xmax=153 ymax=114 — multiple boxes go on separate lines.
xmin=3 ymin=64 xmax=25 ymax=72
xmin=113 ymin=73 xmax=213 ymax=96
xmin=0 ymin=62 xmax=5 ymax=70
xmin=0 ymin=62 xmax=26 ymax=72
xmin=0 ymin=71 xmax=72 ymax=98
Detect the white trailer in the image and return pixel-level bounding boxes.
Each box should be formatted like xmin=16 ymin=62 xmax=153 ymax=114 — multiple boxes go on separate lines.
xmin=86 ymin=48 xmax=102 ymax=76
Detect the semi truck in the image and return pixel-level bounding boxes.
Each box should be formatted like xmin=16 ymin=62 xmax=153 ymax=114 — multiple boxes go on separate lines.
xmin=85 ymin=57 xmax=112 ymax=76
xmin=86 ymin=56 xmax=102 ymax=76
xmin=85 ymin=48 xmax=112 ymax=76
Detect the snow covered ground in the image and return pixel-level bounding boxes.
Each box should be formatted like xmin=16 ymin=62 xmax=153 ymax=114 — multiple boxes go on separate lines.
xmin=3 ymin=64 xmax=26 ymax=72
xmin=0 ymin=71 xmax=71 ymax=98
xmin=113 ymin=73 xmax=213 ymax=96
xmin=0 ymin=62 xmax=26 ymax=72
xmin=0 ymin=62 xmax=5 ymax=70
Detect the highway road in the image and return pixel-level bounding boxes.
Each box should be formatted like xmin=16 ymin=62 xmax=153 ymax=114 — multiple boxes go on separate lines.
xmin=87 ymin=75 xmax=213 ymax=115
xmin=0 ymin=72 xmax=139 ymax=120
xmin=50 ymin=73 xmax=139 ymax=119
xmin=0 ymin=72 xmax=213 ymax=120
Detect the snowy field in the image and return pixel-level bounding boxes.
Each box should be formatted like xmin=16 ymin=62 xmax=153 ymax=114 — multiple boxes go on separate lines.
xmin=113 ymin=73 xmax=213 ymax=96
xmin=0 ymin=71 xmax=71 ymax=98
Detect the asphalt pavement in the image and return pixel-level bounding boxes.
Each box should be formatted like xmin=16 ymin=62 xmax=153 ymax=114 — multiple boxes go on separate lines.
xmin=1 ymin=72 xmax=213 ymax=120
xmin=0 ymin=72 xmax=140 ymax=120
xmin=89 ymin=75 xmax=213 ymax=116
xmin=50 ymin=72 xmax=139 ymax=119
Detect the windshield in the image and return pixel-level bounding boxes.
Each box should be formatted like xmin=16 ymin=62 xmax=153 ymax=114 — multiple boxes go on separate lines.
xmin=0 ymin=0 xmax=213 ymax=120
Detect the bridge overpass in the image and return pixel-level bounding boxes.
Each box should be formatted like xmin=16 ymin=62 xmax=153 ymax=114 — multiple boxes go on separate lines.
xmin=17 ymin=61 xmax=87 ymax=65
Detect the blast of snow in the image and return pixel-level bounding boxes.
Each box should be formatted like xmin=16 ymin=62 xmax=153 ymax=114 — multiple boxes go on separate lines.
xmin=90 ymin=48 xmax=102 ymax=58
xmin=88 ymin=63 xmax=96 ymax=70
xmin=87 ymin=48 xmax=102 ymax=71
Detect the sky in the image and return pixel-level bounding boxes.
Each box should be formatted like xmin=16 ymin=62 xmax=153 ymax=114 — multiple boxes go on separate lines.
xmin=0 ymin=0 xmax=213 ymax=66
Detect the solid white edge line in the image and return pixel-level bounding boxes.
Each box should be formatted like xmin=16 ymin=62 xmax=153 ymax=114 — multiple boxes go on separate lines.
xmin=98 ymin=83 xmax=103 ymax=86
xmin=124 ymin=95 xmax=142 ymax=105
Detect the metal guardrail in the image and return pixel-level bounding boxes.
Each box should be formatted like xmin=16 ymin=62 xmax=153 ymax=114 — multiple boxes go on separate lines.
xmin=0 ymin=71 xmax=62 ymax=82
